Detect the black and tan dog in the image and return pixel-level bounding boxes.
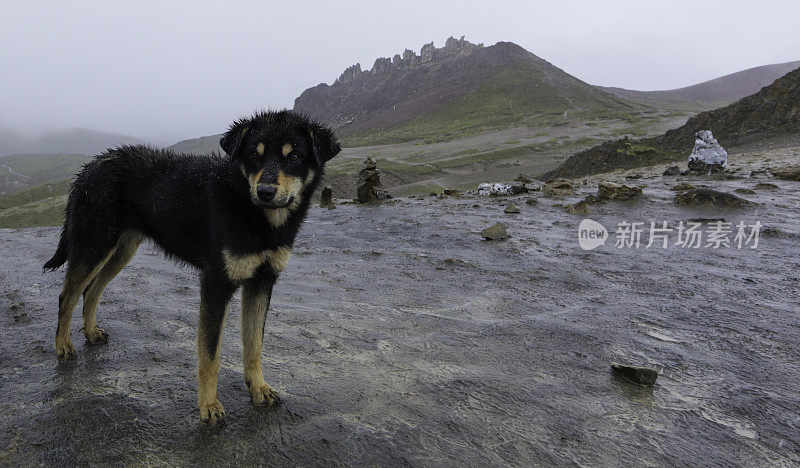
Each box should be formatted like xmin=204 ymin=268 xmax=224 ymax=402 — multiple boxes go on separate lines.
xmin=44 ymin=110 xmax=340 ymax=425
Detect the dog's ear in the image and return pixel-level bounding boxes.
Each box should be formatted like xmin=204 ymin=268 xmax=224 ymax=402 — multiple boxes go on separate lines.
xmin=308 ymin=123 xmax=341 ymax=166
xmin=219 ymin=121 xmax=250 ymax=158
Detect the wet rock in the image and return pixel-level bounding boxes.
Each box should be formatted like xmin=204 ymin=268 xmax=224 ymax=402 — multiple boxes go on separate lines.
xmin=320 ymin=186 xmax=334 ymax=208
xmin=675 ymin=188 xmax=748 ymax=207
xmin=625 ymin=174 xmax=643 ymax=180
xmin=771 ymin=165 xmax=800 ymax=181
xmin=663 ymin=166 xmax=682 ymax=176
xmin=357 ymin=157 xmax=391 ymax=203
xmin=478 ymin=183 xmax=513 ymax=196
xmin=734 ymin=188 xmax=756 ymax=195
xmin=515 ymin=174 xmax=532 ymax=184
xmin=611 ymin=363 xmax=658 ymax=386
xmin=524 ymin=197 xmax=538 ymax=206
xmin=749 ymin=169 xmax=771 ymax=178
xmin=598 ymin=181 xmax=642 ymax=200
xmin=754 ymin=183 xmax=779 ymax=190
xmin=504 ymin=204 xmax=520 ymax=214
xmin=481 ymin=222 xmax=508 ymax=240
xmin=443 ymin=189 xmax=461 ymax=197
xmin=542 ymin=178 xmax=574 ymax=197
xmin=582 ymin=194 xmax=604 ymax=205
xmin=671 ymin=183 xmax=697 ymax=191
xmin=565 ymin=200 xmax=590 ymax=214
xmin=687 ymin=130 xmax=727 ymax=174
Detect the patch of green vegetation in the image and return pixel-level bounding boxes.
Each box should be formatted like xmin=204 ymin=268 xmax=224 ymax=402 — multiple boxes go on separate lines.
xmin=504 ymin=139 xmax=522 ymax=145
xmin=0 ymin=153 xmax=90 ymax=193
xmin=0 ymin=178 xmax=72 ymax=209
xmin=0 ymin=195 xmax=66 ymax=228
xmin=618 ymin=142 xmax=657 ymax=156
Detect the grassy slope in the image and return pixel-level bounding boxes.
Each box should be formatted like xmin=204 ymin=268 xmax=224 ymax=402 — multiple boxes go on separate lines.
xmin=0 ymin=178 xmax=72 ymax=228
xmin=0 ymin=153 xmax=91 ymax=193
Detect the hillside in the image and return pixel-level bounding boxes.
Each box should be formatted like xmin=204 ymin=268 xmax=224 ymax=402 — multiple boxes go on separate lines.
xmin=294 ymin=37 xmax=636 ymax=145
xmin=600 ymin=60 xmax=800 ymax=111
xmin=543 ymin=67 xmax=800 ymax=179
xmin=0 ymin=153 xmax=92 ymax=194
xmin=0 ymin=126 xmax=154 ymax=157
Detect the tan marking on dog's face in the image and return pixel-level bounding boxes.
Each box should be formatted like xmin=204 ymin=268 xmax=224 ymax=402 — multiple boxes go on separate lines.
xmin=304 ymin=169 xmax=316 ymax=186
xmin=281 ymin=143 xmax=293 ymax=157
xmin=256 ymin=142 xmax=265 ymax=156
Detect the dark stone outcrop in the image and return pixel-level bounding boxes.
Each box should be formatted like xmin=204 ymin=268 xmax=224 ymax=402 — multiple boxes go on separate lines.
xmin=356 ymin=158 xmax=391 ymax=203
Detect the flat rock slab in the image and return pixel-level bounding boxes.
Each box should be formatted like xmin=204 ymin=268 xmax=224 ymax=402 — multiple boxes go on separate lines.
xmin=611 ymin=363 xmax=658 ymax=385
xmin=674 ymin=188 xmax=748 ymax=207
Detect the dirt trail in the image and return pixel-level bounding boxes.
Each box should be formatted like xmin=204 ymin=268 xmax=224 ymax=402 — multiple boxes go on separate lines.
xmin=1 ymin=147 xmax=799 ymax=465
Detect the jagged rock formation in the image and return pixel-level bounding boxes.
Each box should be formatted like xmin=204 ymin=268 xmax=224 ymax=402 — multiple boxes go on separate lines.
xmin=294 ymin=37 xmax=629 ymax=139
xmin=543 ymin=66 xmax=800 ymax=179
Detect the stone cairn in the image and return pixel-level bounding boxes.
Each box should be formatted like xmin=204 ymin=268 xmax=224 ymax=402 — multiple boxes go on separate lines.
xmin=687 ymin=130 xmax=727 ymax=174
xmin=357 ymin=157 xmax=391 ymax=203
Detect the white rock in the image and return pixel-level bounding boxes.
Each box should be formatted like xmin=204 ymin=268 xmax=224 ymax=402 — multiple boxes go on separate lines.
xmin=689 ymin=130 xmax=727 ymax=167
xmin=477 ymin=182 xmax=513 ymax=196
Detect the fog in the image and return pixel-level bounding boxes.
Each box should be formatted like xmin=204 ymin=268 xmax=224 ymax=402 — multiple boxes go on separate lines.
xmin=1 ymin=0 xmax=798 ymax=143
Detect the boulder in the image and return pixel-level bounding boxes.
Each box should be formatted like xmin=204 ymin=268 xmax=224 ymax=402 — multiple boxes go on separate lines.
xmin=598 ymin=181 xmax=642 ymax=200
xmin=320 ymin=186 xmax=334 ymax=208
xmin=674 ymin=188 xmax=748 ymax=207
xmin=481 ymin=223 xmax=508 ymax=240
xmin=356 ymin=157 xmax=391 ymax=203
xmin=565 ymin=200 xmax=591 ymax=214
xmin=611 ymin=363 xmax=658 ymax=385
xmin=542 ymin=178 xmax=574 ymax=197
xmin=687 ymin=130 xmax=727 ymax=174
xmin=771 ymin=165 xmax=800 ymax=181
xmin=504 ymin=204 xmax=520 ymax=214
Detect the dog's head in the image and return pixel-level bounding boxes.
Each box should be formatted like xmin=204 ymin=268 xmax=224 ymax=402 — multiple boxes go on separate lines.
xmin=220 ymin=110 xmax=340 ymax=221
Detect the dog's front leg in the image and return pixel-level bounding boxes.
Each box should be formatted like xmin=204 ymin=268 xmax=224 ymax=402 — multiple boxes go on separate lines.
xmin=241 ymin=274 xmax=281 ymax=406
xmin=197 ymin=272 xmax=236 ymax=425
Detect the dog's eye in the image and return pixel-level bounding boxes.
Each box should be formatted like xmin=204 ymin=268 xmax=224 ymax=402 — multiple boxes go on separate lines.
xmin=289 ymin=153 xmax=300 ymax=162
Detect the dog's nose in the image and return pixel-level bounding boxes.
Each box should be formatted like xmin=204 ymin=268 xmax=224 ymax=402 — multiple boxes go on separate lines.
xmin=257 ymin=185 xmax=277 ymax=201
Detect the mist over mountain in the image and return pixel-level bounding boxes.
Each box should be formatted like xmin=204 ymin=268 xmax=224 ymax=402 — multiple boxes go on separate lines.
xmin=0 ymin=126 xmax=156 ymax=157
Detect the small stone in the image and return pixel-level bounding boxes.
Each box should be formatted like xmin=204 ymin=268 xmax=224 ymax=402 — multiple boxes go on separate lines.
xmin=671 ymin=183 xmax=696 ymax=191
xmin=749 ymin=169 xmax=771 ymax=178
xmin=598 ymin=181 xmax=642 ymax=200
xmin=515 ymin=174 xmax=532 ymax=184
xmin=611 ymin=363 xmax=658 ymax=385
xmin=754 ymin=183 xmax=779 ymax=190
xmin=582 ymin=194 xmax=604 ymax=205
xmin=663 ymin=166 xmax=682 ymax=176
xmin=734 ymin=188 xmax=756 ymax=194
xmin=565 ymin=200 xmax=590 ymax=214
xmin=771 ymin=165 xmax=800 ymax=181
xmin=542 ymin=178 xmax=574 ymax=197
xmin=481 ymin=223 xmax=508 ymax=240
xmin=675 ymin=188 xmax=748 ymax=207
xmin=625 ymin=174 xmax=642 ymax=180
xmin=443 ymin=189 xmax=461 ymax=197
xmin=504 ymin=204 xmax=520 ymax=214
xmin=524 ymin=197 xmax=538 ymax=206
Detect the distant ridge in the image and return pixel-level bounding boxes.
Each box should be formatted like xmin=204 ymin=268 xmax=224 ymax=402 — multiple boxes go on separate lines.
xmin=600 ymin=60 xmax=800 ymax=109
xmin=0 ymin=126 xmax=154 ymax=157
xmin=543 ymin=67 xmax=800 ymax=179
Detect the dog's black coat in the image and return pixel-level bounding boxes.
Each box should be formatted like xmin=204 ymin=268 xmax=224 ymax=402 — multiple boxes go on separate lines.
xmin=45 ymin=110 xmax=340 ymax=423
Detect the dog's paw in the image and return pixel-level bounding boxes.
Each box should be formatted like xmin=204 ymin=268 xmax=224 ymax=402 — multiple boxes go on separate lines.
xmin=249 ymin=382 xmax=282 ymax=407
xmin=200 ymin=399 xmax=226 ymax=426
xmin=84 ymin=327 xmax=109 ymax=345
xmin=56 ymin=341 xmax=76 ymax=360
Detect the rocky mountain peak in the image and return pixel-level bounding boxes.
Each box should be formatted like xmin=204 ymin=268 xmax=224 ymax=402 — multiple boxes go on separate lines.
xmin=334 ymin=36 xmax=484 ymax=84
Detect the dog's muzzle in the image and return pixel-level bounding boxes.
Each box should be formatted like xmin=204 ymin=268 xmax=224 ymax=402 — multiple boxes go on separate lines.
xmin=256 ymin=184 xmax=293 ymax=208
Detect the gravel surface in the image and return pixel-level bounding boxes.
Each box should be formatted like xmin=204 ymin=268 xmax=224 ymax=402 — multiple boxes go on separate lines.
xmin=1 ymin=150 xmax=799 ymax=466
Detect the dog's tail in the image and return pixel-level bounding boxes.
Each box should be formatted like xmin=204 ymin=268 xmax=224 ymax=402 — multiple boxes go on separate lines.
xmin=43 ymin=230 xmax=68 ymax=271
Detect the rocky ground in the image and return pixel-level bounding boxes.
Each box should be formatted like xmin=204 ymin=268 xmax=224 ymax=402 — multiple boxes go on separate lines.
xmin=1 ymin=146 xmax=799 ymax=466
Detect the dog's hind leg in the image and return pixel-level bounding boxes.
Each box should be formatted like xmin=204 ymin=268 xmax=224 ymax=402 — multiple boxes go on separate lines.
xmin=241 ymin=275 xmax=281 ymax=406
xmin=81 ymin=231 xmax=143 ymax=345
xmin=55 ymin=248 xmax=116 ymax=359
xmin=197 ymin=272 xmax=236 ymax=425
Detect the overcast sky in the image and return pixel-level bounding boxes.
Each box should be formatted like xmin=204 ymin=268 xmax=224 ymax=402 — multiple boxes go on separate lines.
xmin=1 ymin=0 xmax=798 ymax=143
